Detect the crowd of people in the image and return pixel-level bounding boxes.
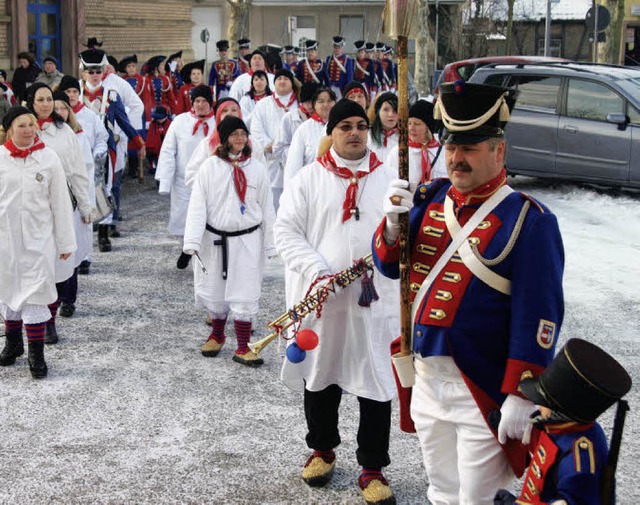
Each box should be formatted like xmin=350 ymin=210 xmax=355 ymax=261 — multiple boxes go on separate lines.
xmin=0 ymin=35 xmax=632 ymax=505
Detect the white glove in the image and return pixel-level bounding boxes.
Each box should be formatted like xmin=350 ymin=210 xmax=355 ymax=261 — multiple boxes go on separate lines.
xmin=382 ymin=179 xmax=414 ymax=243
xmin=498 ymin=394 xmax=537 ymax=445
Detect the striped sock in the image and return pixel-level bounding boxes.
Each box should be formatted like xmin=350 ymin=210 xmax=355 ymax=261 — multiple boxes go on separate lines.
xmin=359 ymin=467 xmax=387 ymax=489
xmin=48 ymin=300 xmax=61 ymax=322
xmin=234 ymin=320 xmax=252 ymax=354
xmin=25 ymin=322 xmax=46 ymax=343
xmin=5 ymin=320 xmax=23 ymax=333
xmin=207 ymin=317 xmax=227 ymax=344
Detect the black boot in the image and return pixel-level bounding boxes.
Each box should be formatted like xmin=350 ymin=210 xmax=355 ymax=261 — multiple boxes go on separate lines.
xmin=78 ymin=260 xmax=91 ymax=275
xmin=109 ymin=225 xmax=121 ymax=238
xmin=177 ymin=252 xmax=192 ymax=269
xmin=45 ymin=321 xmax=58 ymax=345
xmin=0 ymin=330 xmax=24 ymax=366
xmin=28 ymin=341 xmax=48 ymax=379
xmin=98 ymin=225 xmax=112 ymax=252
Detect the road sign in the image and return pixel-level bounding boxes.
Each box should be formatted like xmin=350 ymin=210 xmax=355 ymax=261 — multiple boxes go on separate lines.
xmin=585 ymin=6 xmax=610 ymax=33
xmin=200 ymin=28 xmax=210 ymax=44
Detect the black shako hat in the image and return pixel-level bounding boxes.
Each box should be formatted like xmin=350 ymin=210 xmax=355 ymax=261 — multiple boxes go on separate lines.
xmin=326 ymin=98 xmax=368 ymax=135
xmin=217 ymin=116 xmax=249 ymax=145
xmin=58 ymin=75 xmax=81 ymax=93
xmin=435 ymin=81 xmax=517 ymax=145
xmin=409 ymin=99 xmax=436 ymax=134
xmin=354 ymin=40 xmax=366 ymax=51
xmin=216 ymin=40 xmax=230 ymax=51
xmin=190 ymin=84 xmax=213 ymax=106
xmin=180 ymin=60 xmax=205 ymax=84
xmin=237 ymin=38 xmax=251 ymax=49
xmin=304 ymin=40 xmax=318 ymax=50
xmin=520 ymin=338 xmax=632 ymax=424
xmin=2 ymin=105 xmax=32 ymax=131
xmin=118 ymin=54 xmax=137 ymax=73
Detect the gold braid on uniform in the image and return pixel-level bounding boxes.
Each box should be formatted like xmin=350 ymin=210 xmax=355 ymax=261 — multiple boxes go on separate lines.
xmin=434 ymin=92 xmax=511 ymax=132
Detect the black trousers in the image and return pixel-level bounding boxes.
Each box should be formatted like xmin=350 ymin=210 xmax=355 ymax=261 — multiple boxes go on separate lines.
xmin=304 ymin=384 xmax=391 ymax=469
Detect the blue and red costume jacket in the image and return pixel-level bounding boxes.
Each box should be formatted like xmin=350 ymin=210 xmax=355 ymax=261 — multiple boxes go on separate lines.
xmin=124 ymin=73 xmax=151 ymax=150
xmin=238 ymin=57 xmax=250 ymax=75
xmin=295 ymin=58 xmax=330 ymax=86
xmin=325 ymin=54 xmax=354 ymax=91
xmin=379 ymin=58 xmax=397 ymax=91
xmin=354 ymin=57 xmax=377 ymax=93
xmin=208 ymin=58 xmax=240 ymax=97
xmin=515 ymin=422 xmax=609 ymax=504
xmin=372 ymin=174 xmax=565 ymax=476
xmin=148 ymin=74 xmax=176 ymax=118
xmin=285 ymin=60 xmax=300 ymax=75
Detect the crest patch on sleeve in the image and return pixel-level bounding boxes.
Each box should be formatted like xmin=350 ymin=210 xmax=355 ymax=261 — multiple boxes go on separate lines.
xmin=536 ymin=320 xmax=556 ymax=349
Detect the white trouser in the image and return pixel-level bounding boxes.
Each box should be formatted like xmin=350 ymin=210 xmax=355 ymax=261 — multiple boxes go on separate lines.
xmin=410 ymin=356 xmax=514 ymax=505
xmin=1 ymin=303 xmax=51 ymax=325
xmin=208 ymin=302 xmax=258 ymax=323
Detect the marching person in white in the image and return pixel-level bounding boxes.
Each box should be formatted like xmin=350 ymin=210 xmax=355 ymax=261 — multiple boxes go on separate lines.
xmin=385 ymin=99 xmax=447 ymax=192
xmin=228 ymin=51 xmax=275 ymax=103
xmin=0 ymin=106 xmax=76 ymax=379
xmin=367 ymin=92 xmax=398 ymax=163
xmin=238 ymin=70 xmax=271 ymax=130
xmin=275 ymin=99 xmax=399 ymax=505
xmin=250 ymin=68 xmax=299 ymax=212
xmin=155 ymin=85 xmax=216 ymax=269
xmin=283 ymin=87 xmax=336 ymax=186
xmin=25 ymin=83 xmax=92 ymax=344
xmin=183 ymin=116 xmax=276 ymax=367
xmin=272 ymin=82 xmax=318 ymax=173
xmin=58 ymin=75 xmax=109 ymax=275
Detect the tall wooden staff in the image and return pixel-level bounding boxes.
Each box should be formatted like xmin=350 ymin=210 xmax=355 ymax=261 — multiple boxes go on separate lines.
xmin=383 ymin=0 xmax=417 ymax=357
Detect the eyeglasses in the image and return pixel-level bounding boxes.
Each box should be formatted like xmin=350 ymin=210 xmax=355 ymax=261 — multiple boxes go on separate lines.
xmin=336 ymin=123 xmax=370 ymax=133
xmin=86 ymin=69 xmax=102 ymax=75
xmin=229 ymin=131 xmax=248 ymax=138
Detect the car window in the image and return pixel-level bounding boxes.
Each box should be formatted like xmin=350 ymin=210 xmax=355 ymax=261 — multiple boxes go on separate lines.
xmin=457 ymin=64 xmax=477 ymax=81
xmin=629 ymin=104 xmax=640 ymax=125
xmin=566 ymin=79 xmax=624 ymax=121
xmin=483 ymin=74 xmax=507 ymax=87
xmin=509 ymin=75 xmax=560 ymax=113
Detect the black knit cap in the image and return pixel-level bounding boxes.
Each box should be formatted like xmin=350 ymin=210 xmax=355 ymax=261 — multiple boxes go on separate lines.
xmin=214 ymin=97 xmax=240 ymax=116
xmin=300 ymin=82 xmax=320 ymax=103
xmin=326 ymin=98 xmax=368 ymax=135
xmin=409 ymin=99 xmax=436 ymax=133
xmin=217 ymin=116 xmax=249 ymax=145
xmin=57 ymin=75 xmax=81 ymax=93
xmin=2 ymin=105 xmax=32 ymax=131
xmin=190 ymin=84 xmax=213 ymax=106
xmin=274 ymin=68 xmax=295 ymax=86
xmin=52 ymin=90 xmax=70 ymax=106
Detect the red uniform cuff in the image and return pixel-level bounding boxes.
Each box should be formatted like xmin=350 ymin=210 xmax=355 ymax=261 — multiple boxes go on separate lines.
xmin=373 ymin=218 xmax=400 ymax=264
xmin=132 ymin=135 xmax=145 ymax=149
xmin=501 ymin=359 xmax=546 ymax=397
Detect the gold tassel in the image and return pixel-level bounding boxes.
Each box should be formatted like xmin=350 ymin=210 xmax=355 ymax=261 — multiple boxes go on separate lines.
xmin=499 ymin=98 xmax=510 ymax=122
xmin=433 ymin=100 xmax=442 ymax=120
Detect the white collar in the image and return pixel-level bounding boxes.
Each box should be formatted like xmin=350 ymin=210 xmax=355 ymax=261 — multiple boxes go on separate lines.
xmin=330 ymin=147 xmax=370 ymax=173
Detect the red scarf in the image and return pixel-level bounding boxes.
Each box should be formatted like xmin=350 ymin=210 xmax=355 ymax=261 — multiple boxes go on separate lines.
xmin=382 ymin=127 xmax=398 ymax=147
xmin=83 ymin=85 xmax=103 ymax=103
xmin=448 ymin=168 xmax=508 ymax=208
xmin=218 ymin=152 xmax=251 ymax=211
xmin=72 ymin=102 xmax=85 ymax=114
xmin=318 ymin=150 xmax=382 ymax=222
xmin=190 ymin=109 xmax=215 ymax=137
xmin=273 ymin=93 xmax=296 ymax=112
xmin=37 ymin=117 xmax=53 ymax=130
xmin=254 ymin=92 xmax=268 ymax=102
xmin=409 ymin=138 xmax=440 ymax=183
xmin=298 ymin=104 xmax=311 ymax=119
xmin=4 ymin=137 xmax=45 ymax=158
xmin=310 ymin=112 xmax=326 ymax=125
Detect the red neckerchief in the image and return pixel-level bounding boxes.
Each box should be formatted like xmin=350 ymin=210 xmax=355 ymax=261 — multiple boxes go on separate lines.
xmin=273 ymin=93 xmax=296 ymax=113
xmin=217 ymin=152 xmax=251 ymax=209
xmin=448 ymin=168 xmax=507 ymax=208
xmin=253 ymin=93 xmax=268 ymax=102
xmin=409 ymin=138 xmax=440 ymax=183
xmin=310 ymin=111 xmax=326 ymax=125
xmin=382 ymin=127 xmax=398 ymax=147
xmin=37 ymin=117 xmax=53 ymax=130
xmin=318 ymin=150 xmax=382 ymax=222
xmin=76 ymin=128 xmax=84 ymax=134
xmin=83 ymin=85 xmax=103 ymax=103
xmin=298 ymin=104 xmax=311 ymax=119
xmin=4 ymin=137 xmax=45 ymax=158
xmin=72 ymin=102 xmax=84 ymax=114
xmin=190 ymin=109 xmax=215 ymax=136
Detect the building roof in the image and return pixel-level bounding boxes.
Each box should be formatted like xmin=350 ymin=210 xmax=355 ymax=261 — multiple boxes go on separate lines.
xmin=491 ymin=0 xmax=593 ymax=22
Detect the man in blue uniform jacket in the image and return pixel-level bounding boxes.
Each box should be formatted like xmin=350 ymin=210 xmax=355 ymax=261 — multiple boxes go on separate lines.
xmin=495 ymin=338 xmax=631 ymax=504
xmin=372 ymin=81 xmax=566 ymax=504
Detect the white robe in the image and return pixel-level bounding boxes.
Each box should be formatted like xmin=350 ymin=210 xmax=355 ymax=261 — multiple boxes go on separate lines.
xmin=239 ymin=95 xmax=259 ymax=130
xmin=155 ymin=112 xmax=216 ymax=236
xmin=250 ymin=93 xmax=298 ymax=190
xmin=283 ymin=118 xmax=326 ymax=187
xmin=368 ymin=130 xmax=399 ymax=166
xmin=275 ymin=148 xmax=400 ymax=402
xmin=39 ymin=122 xmax=91 ymax=281
xmin=229 ymin=72 xmax=275 ymax=103
xmin=183 ymin=155 xmax=276 ymax=316
xmin=272 ymin=107 xmax=306 ymax=165
xmin=0 ymin=146 xmax=76 ymax=311
xmin=75 ymin=131 xmax=96 ymax=265
xmin=385 ymin=143 xmax=448 ymax=192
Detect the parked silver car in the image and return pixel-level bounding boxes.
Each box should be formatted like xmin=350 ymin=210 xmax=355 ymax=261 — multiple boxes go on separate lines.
xmin=468 ymin=62 xmax=640 ymax=189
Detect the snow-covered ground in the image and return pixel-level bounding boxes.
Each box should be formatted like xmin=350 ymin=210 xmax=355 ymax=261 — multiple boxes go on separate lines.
xmin=1 ymin=174 xmax=638 ymax=504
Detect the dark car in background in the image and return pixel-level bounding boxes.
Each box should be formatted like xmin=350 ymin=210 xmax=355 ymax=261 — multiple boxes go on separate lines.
xmin=468 ymin=62 xmax=640 ymax=189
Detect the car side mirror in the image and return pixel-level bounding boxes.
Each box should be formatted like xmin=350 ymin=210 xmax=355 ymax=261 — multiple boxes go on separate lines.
xmin=606 ymin=113 xmax=629 ymax=131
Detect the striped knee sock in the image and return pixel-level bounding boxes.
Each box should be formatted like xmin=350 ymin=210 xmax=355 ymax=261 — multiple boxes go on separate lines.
xmin=5 ymin=319 xmax=23 ymax=333
xmin=207 ymin=317 xmax=227 ymax=344
xmin=234 ymin=320 xmax=252 ymax=354
xmin=25 ymin=322 xmax=46 ymax=343
xmin=48 ymin=300 xmax=61 ymax=322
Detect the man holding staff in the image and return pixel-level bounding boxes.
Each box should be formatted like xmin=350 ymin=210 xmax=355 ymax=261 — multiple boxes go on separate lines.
xmin=372 ymin=82 xmax=565 ymax=504
xmin=274 ymin=99 xmax=399 ymax=505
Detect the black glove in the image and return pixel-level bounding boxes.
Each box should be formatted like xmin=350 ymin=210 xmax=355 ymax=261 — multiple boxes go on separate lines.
xmin=494 ymin=489 xmax=517 ymax=505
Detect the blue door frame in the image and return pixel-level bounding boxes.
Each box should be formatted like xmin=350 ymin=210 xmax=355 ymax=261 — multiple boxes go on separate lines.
xmin=27 ymin=0 xmax=62 ymax=66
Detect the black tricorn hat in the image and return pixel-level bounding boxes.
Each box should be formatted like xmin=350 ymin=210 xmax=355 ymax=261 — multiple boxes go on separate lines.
xmin=107 ymin=55 xmax=118 ymax=70
xmin=79 ymin=49 xmax=108 ymax=68
xmin=118 ymin=54 xmax=137 ymax=73
xmin=180 ymin=59 xmax=205 ymax=84
xmin=520 ymin=338 xmax=632 ymax=424
xmin=144 ymin=55 xmax=166 ymax=75
xmin=435 ymin=81 xmax=518 ymax=145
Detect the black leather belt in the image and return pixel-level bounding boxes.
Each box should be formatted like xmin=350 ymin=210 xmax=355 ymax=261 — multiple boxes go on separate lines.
xmin=206 ymin=223 xmax=260 ymax=279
